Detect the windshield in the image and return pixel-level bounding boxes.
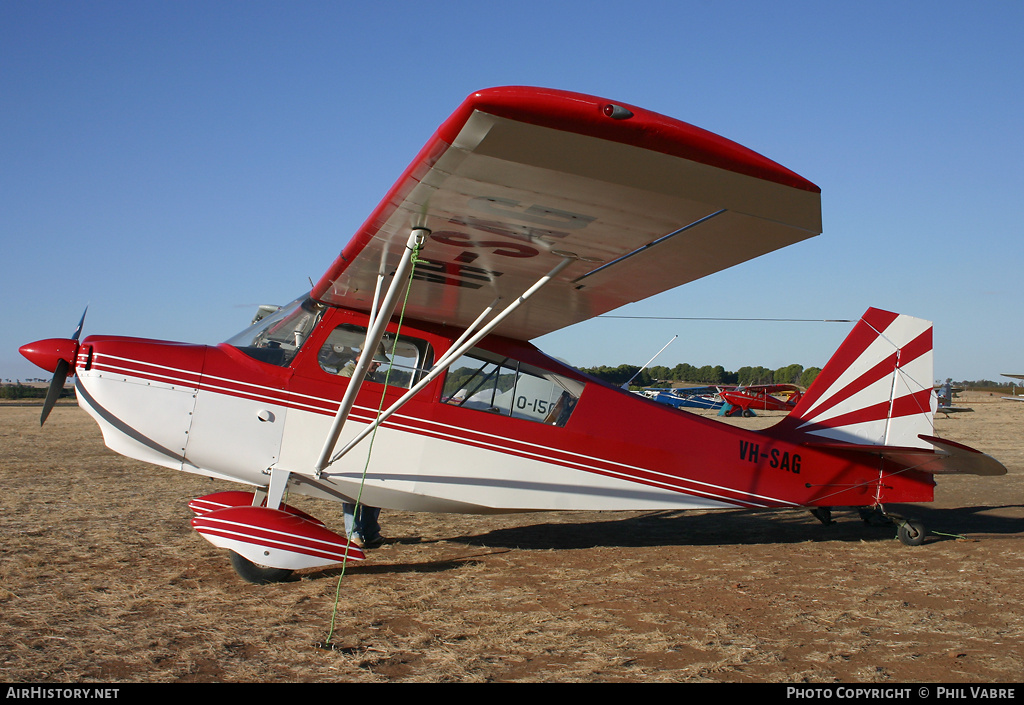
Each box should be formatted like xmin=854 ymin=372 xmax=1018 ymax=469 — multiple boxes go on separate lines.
xmin=225 ymin=294 xmax=325 ymax=367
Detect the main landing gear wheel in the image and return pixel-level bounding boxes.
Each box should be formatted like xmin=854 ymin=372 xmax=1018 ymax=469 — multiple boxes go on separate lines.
xmin=228 ymin=551 xmax=295 ymax=584
xmin=896 ymin=519 xmax=928 ymax=547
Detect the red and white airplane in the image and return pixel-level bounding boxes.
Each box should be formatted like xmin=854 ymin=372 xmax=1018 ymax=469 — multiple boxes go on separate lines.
xmin=719 ymin=383 xmax=803 ymax=417
xmin=20 ymin=87 xmax=1006 ymax=583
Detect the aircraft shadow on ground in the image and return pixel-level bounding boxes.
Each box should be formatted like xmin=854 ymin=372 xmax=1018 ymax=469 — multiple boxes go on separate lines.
xmin=299 ymin=504 xmax=1024 ymax=580
xmin=312 ymin=557 xmax=489 ymax=580
xmin=445 ymin=505 xmax=1024 ymax=552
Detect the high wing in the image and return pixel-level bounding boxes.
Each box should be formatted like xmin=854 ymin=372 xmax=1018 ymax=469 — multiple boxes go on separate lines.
xmin=312 ymin=86 xmax=821 ymax=340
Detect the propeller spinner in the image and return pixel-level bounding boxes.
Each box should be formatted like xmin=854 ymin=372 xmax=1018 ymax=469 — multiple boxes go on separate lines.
xmin=19 ymin=307 xmax=87 ymax=425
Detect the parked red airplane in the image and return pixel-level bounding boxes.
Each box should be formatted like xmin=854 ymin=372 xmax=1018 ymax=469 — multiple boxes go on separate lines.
xmin=720 ymin=384 xmax=803 ymax=417
xmin=20 ymin=87 xmax=1006 ymax=583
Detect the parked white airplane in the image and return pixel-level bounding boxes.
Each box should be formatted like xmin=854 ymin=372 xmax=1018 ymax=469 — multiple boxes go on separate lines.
xmin=1003 ymin=374 xmax=1024 ymax=401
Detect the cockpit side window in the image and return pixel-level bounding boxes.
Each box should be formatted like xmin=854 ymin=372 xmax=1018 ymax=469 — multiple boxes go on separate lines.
xmin=318 ymin=324 xmax=433 ymax=389
xmin=442 ymin=348 xmax=583 ymax=427
xmin=225 ymin=295 xmax=324 ymax=367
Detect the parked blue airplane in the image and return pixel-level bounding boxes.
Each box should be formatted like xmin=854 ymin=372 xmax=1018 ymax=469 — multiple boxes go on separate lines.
xmin=640 ymin=386 xmax=730 ymax=411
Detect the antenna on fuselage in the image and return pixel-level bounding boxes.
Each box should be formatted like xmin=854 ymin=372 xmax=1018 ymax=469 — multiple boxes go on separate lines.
xmin=622 ymin=334 xmax=678 ymax=390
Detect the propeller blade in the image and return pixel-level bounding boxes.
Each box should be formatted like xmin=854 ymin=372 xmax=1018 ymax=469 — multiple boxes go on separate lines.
xmin=72 ymin=306 xmax=88 ymax=341
xmin=40 ymin=358 xmax=70 ymax=426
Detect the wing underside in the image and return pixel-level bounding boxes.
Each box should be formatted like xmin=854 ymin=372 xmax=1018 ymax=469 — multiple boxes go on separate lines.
xmin=313 ymin=87 xmax=822 ymax=340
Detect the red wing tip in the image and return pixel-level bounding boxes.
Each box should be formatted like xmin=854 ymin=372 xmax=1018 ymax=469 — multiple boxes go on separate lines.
xmin=453 ymin=86 xmax=820 ymax=194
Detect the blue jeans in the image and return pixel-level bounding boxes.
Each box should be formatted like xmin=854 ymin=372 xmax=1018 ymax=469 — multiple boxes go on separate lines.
xmin=343 ymin=503 xmax=381 ymax=539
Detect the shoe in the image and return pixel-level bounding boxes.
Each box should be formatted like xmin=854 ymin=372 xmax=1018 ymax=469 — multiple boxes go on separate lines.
xmin=363 ymin=535 xmax=385 ymax=549
xmin=348 ymin=532 xmax=364 ymax=548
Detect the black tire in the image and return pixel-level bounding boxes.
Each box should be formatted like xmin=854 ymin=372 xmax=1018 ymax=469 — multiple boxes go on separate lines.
xmin=228 ymin=550 xmax=294 ymax=584
xmin=896 ymin=520 xmax=927 ymax=546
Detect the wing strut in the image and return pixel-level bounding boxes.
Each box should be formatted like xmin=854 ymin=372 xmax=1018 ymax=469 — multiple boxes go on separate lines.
xmin=319 ymin=255 xmax=574 ymax=476
xmin=313 ymin=227 xmax=429 ymax=477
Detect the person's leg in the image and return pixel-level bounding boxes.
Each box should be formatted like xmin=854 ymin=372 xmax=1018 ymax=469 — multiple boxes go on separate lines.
xmin=363 ymin=506 xmax=382 ymax=541
xmin=343 ymin=502 xmax=357 ymax=538
xmin=343 ymin=503 xmax=382 ymax=546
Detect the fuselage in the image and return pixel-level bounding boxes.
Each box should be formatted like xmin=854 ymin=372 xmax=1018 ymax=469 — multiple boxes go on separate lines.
xmin=68 ymin=300 xmax=935 ymax=514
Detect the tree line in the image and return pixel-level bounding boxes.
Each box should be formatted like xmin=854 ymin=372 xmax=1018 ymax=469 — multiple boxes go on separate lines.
xmin=0 ymin=384 xmax=50 ymax=399
xmin=577 ymin=362 xmax=823 ymax=389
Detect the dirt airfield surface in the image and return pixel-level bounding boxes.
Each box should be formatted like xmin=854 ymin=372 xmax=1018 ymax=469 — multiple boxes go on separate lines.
xmin=1 ymin=391 xmax=1022 ymax=683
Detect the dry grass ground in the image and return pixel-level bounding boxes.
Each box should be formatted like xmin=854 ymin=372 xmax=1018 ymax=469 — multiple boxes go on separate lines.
xmin=1 ymin=392 xmax=1021 ymax=682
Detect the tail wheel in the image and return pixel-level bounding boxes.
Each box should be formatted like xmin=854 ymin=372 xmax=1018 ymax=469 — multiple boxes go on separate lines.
xmin=896 ymin=519 xmax=927 ymax=546
xmin=228 ymin=551 xmax=295 ymax=584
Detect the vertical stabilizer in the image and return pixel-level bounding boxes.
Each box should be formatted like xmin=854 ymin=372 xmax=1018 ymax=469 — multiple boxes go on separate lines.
xmin=783 ymin=308 xmax=935 ymax=448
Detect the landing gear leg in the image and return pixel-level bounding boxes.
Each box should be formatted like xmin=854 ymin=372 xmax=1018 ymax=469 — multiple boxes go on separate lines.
xmin=857 ymin=505 xmax=889 ymax=526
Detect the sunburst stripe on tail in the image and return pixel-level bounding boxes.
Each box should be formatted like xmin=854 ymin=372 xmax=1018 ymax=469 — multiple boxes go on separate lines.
xmin=796 ymin=327 xmax=931 ymax=424
xmin=792 ymin=308 xmax=900 ymax=412
xmin=780 ymin=308 xmax=935 ymax=448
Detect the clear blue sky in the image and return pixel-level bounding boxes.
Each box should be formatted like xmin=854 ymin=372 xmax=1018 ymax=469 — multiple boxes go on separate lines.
xmin=3 ymin=1 xmax=1022 ymax=383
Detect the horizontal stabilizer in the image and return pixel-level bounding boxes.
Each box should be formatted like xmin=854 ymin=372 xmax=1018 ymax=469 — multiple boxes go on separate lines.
xmin=803 ymin=435 xmax=1006 ymax=476
xmin=917 ymin=435 xmax=1008 ymax=476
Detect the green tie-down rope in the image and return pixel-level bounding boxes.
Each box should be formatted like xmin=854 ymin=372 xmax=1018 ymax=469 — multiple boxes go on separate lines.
xmin=319 ymin=240 xmax=428 ymax=650
xmin=929 ymin=530 xmax=969 ymax=540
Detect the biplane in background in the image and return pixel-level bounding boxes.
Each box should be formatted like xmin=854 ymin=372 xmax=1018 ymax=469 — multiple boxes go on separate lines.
xmin=21 ymin=87 xmax=1007 ymax=584
xmin=719 ymin=383 xmax=803 ymax=417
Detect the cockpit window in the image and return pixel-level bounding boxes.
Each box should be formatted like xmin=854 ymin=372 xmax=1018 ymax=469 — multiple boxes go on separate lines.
xmin=443 ymin=348 xmax=583 ymax=426
xmin=225 ymin=294 xmax=324 ymax=367
xmin=317 ymin=324 xmax=433 ymax=389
